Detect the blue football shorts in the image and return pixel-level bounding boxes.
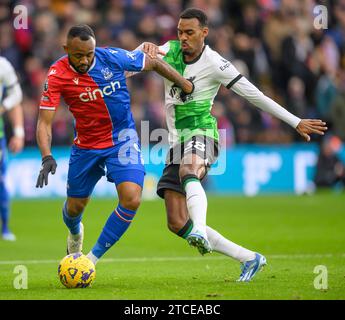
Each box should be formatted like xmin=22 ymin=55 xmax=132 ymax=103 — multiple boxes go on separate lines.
xmin=67 ymin=140 xmax=145 ymax=198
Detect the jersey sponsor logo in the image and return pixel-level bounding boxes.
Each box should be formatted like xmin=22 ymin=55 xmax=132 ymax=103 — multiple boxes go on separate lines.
xmin=101 ymin=68 xmax=113 ymax=80
xmin=219 ymin=60 xmax=231 ymax=71
xmin=79 ymin=81 xmax=121 ymax=102
xmin=73 ymin=77 xmax=79 ymax=85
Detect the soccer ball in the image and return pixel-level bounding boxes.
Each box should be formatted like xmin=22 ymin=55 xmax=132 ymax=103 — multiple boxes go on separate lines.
xmin=58 ymin=253 xmax=96 ymax=288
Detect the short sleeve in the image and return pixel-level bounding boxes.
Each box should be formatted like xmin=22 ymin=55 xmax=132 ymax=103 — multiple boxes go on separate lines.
xmin=39 ymin=67 xmax=61 ymax=111
xmin=106 ymin=47 xmax=145 ymax=72
xmin=211 ymin=53 xmax=243 ymax=89
xmin=0 ymin=58 xmax=19 ymax=88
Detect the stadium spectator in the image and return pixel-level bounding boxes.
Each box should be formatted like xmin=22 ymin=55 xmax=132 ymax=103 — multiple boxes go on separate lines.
xmin=314 ymin=135 xmax=345 ymax=189
xmin=330 ymin=70 xmax=345 ymax=140
xmin=1 ymin=0 xmax=344 ymax=145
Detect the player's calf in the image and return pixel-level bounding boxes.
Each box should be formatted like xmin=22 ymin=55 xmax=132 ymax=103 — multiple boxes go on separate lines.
xmin=63 ymin=201 xmax=85 ymax=254
xmin=63 ymin=200 xmax=84 ymax=235
xmin=67 ymin=199 xmax=89 ymax=216
xmin=86 ymin=204 xmax=138 ymax=265
xmin=170 ymin=218 xmax=193 ymax=238
xmin=180 ymin=173 xmax=210 ymax=252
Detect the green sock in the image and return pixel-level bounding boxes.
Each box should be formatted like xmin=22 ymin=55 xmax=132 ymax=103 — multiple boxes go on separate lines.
xmin=176 ymin=219 xmax=193 ymax=239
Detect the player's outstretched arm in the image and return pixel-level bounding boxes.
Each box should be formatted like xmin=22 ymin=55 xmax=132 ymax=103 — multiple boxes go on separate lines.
xmin=143 ymin=55 xmax=194 ymax=95
xmin=231 ymin=77 xmax=327 ymax=141
xmin=36 ymin=109 xmax=57 ymax=188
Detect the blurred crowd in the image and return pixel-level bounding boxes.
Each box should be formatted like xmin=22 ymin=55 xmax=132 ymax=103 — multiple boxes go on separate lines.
xmin=1 ymin=0 xmax=345 ymax=147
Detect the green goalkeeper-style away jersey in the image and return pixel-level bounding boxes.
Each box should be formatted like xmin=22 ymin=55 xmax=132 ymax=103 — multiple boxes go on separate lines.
xmin=159 ymin=40 xmax=243 ymax=147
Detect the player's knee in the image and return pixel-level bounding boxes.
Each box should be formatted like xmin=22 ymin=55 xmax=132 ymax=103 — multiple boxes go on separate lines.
xmin=120 ymin=194 xmax=141 ymax=211
xmin=67 ymin=201 xmax=87 ymax=216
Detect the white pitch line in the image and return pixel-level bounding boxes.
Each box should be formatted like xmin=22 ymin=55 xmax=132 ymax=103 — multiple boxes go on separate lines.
xmin=0 ymin=253 xmax=344 ymax=266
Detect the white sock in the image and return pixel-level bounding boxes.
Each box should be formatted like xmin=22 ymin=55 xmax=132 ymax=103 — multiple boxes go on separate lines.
xmin=86 ymin=251 xmax=99 ymax=265
xmin=184 ymin=180 xmax=207 ymax=237
xmin=206 ymin=226 xmax=256 ymax=263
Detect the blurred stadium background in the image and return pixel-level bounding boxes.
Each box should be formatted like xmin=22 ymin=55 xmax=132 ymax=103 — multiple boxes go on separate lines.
xmin=1 ymin=0 xmax=344 ymax=198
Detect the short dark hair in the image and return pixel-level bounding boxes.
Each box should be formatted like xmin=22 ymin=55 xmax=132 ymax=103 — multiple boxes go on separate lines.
xmin=67 ymin=24 xmax=95 ymax=41
xmin=180 ymin=8 xmax=208 ymax=27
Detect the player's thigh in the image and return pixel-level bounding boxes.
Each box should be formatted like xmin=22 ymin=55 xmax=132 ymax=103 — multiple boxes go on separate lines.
xmin=180 ymin=153 xmax=206 ymax=179
xmin=157 ymin=164 xmax=185 ymax=199
xmin=105 ymin=139 xmax=145 ymax=184
xmin=67 ymin=146 xmax=105 ymax=198
xmin=164 ymin=189 xmax=189 ymax=232
xmin=104 ymin=142 xmax=145 ymax=210
xmin=180 ymin=135 xmax=218 ymax=179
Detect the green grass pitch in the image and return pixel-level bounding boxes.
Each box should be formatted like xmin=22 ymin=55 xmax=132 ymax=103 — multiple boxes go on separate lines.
xmin=0 ymin=193 xmax=344 ymax=300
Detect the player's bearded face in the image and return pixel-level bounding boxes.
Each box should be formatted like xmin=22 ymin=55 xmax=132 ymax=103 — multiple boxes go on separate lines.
xmin=178 ymin=18 xmax=208 ymax=57
xmin=65 ymin=37 xmax=96 ymax=74
xmin=68 ymin=55 xmax=94 ymax=74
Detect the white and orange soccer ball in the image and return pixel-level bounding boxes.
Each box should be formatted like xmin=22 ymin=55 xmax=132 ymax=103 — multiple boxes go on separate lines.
xmin=58 ymin=253 xmax=96 ymax=288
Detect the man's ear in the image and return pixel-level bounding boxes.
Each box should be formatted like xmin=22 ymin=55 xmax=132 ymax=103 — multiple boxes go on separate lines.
xmin=203 ymin=27 xmax=209 ymax=38
xmin=63 ymin=45 xmax=68 ymax=54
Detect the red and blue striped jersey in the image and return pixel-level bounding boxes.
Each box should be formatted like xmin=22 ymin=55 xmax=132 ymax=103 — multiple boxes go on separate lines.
xmin=40 ymin=47 xmax=145 ymax=149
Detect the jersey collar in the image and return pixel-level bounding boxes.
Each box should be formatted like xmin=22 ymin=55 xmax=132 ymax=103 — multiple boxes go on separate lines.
xmin=183 ymin=45 xmax=206 ymax=65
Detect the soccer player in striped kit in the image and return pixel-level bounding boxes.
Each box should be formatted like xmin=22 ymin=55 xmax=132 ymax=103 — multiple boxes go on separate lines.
xmin=36 ymin=25 xmax=194 ymax=265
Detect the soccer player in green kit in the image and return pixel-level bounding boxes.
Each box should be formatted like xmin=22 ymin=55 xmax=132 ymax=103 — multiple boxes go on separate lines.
xmin=135 ymin=8 xmax=327 ymax=281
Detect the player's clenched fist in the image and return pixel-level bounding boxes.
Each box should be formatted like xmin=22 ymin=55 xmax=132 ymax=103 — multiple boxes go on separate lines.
xmin=36 ymin=155 xmax=57 ymax=188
